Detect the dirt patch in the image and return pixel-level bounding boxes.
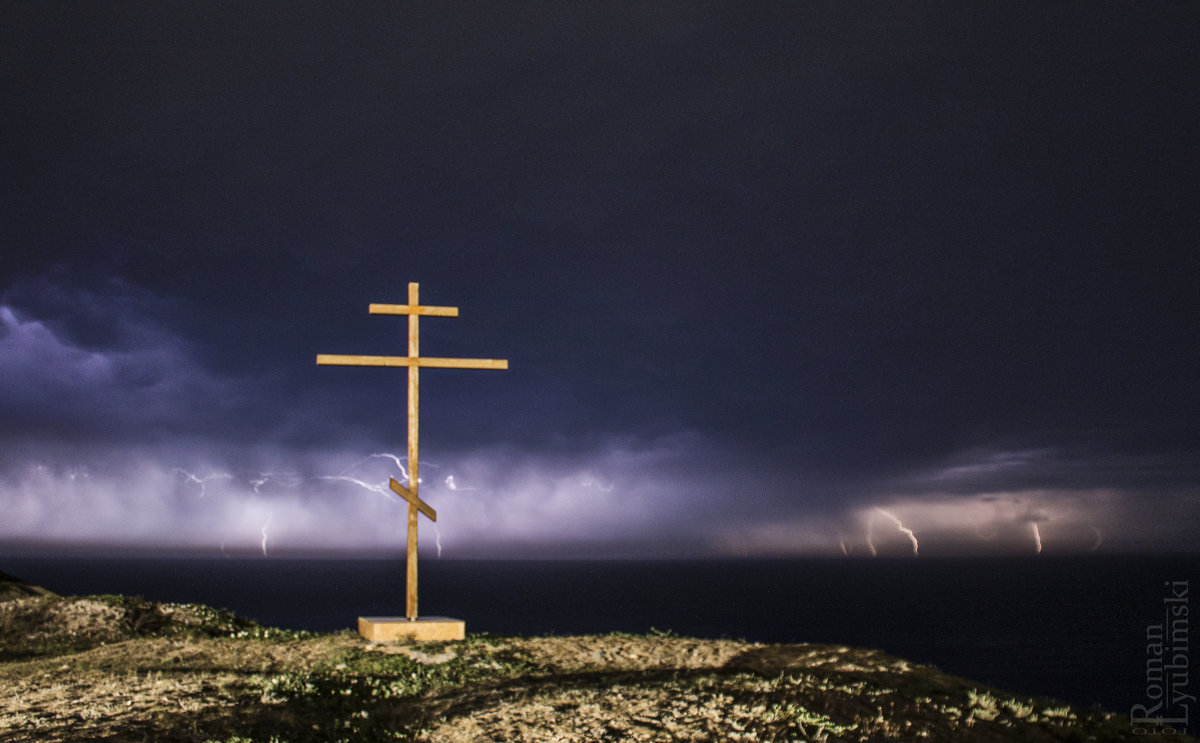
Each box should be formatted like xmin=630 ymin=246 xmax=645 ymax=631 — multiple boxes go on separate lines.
xmin=408 ymin=636 xmax=1099 ymax=743
xmin=424 ymin=678 xmax=774 ymax=743
xmin=0 ymin=596 xmax=127 ymax=658
xmin=506 ymin=634 xmax=751 ymax=674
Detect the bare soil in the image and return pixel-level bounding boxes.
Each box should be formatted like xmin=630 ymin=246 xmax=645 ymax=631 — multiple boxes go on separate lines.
xmin=0 ymin=579 xmax=1181 ymax=742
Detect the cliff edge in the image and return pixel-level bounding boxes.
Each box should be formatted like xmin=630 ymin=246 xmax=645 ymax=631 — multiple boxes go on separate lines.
xmin=0 ymin=588 xmax=1182 ymax=742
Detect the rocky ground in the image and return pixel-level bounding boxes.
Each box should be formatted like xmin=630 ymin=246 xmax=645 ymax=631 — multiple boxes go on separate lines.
xmin=0 ymin=572 xmax=1182 ymax=742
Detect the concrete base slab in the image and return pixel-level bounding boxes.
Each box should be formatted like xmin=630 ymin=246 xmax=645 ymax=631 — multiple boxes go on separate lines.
xmin=358 ymin=616 xmax=466 ymax=642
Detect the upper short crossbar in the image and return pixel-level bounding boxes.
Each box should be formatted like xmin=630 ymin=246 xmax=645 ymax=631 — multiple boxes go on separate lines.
xmin=369 ymin=303 xmax=458 ymax=317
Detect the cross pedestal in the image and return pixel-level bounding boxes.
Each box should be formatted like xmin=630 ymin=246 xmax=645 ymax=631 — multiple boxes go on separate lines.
xmin=318 ymin=282 xmax=507 ymax=642
xmin=358 ymin=616 xmax=465 ymax=642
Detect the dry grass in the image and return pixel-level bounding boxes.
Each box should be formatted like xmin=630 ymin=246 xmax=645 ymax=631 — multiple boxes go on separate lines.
xmin=0 ymin=589 xmax=1183 ymax=742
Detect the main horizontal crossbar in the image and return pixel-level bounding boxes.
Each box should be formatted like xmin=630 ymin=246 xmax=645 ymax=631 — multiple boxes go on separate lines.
xmin=390 ymin=478 xmax=436 ymax=521
xmin=316 ymin=354 xmax=508 ymax=369
xmin=369 ymin=303 xmax=458 ymax=317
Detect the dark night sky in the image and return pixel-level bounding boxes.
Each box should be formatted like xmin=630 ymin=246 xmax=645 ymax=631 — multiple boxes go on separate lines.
xmin=2 ymin=2 xmax=1198 ymax=558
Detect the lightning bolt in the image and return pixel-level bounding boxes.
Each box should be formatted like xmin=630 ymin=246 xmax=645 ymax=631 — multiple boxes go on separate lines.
xmin=444 ymin=475 xmax=477 ymax=491
xmin=344 ymin=452 xmax=432 ymax=485
xmin=875 ymin=508 xmax=918 ymax=556
xmin=365 ymin=452 xmax=410 ymax=481
xmin=167 ymin=455 xmax=451 ymax=555
xmin=1090 ymin=526 xmax=1103 ymax=551
xmin=317 ymin=475 xmax=389 ymax=496
xmin=838 ymin=535 xmax=849 ymax=556
xmin=580 ymin=473 xmax=614 ymax=492
xmin=324 ymin=454 xmax=406 ymax=496
xmin=865 ymin=519 xmax=878 ymax=557
xmin=260 ymin=513 xmax=272 ymax=557
xmin=1031 ymin=522 xmax=1042 ymax=554
xmin=172 ymin=468 xmax=231 ymax=498
xmin=318 ymin=452 xmax=447 ymax=513
xmin=242 ymin=472 xmax=303 ymax=495
xmin=325 ymin=466 xmax=447 ymax=557
xmin=322 ymin=450 xmax=455 ymax=505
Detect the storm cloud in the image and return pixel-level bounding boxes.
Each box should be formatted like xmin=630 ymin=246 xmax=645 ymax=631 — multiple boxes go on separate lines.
xmin=2 ymin=3 xmax=1197 ymax=557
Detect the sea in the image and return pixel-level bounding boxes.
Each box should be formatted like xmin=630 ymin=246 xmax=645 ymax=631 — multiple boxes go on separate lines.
xmin=2 ymin=553 xmax=1195 ymax=716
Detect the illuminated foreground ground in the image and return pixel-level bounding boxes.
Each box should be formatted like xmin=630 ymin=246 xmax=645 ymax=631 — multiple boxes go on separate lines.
xmin=0 ymin=574 xmax=1182 ymax=742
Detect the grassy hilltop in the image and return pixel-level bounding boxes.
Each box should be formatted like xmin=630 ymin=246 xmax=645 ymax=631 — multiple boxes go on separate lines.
xmin=0 ymin=572 xmax=1180 ymax=742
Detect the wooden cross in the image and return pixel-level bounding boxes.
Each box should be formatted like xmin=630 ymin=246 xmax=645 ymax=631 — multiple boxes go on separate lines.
xmin=317 ymin=282 xmax=507 ymax=620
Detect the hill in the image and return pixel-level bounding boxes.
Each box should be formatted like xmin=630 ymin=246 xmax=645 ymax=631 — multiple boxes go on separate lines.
xmin=0 ymin=571 xmax=58 ymax=602
xmin=0 ymin=580 xmax=1180 ymax=742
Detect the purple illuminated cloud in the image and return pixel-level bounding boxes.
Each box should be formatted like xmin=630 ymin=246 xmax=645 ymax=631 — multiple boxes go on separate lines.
xmin=1 ymin=277 xmax=1197 ymax=558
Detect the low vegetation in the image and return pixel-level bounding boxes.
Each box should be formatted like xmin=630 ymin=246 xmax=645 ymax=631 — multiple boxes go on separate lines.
xmin=0 ymin=573 xmax=1183 ymax=742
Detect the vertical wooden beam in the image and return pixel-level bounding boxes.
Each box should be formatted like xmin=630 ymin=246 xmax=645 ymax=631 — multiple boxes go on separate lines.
xmin=317 ymin=281 xmax=506 ymax=631
xmin=406 ymin=281 xmax=420 ymax=620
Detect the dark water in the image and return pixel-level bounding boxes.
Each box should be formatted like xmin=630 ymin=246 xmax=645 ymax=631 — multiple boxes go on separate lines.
xmin=3 ymin=554 xmax=1195 ymax=715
